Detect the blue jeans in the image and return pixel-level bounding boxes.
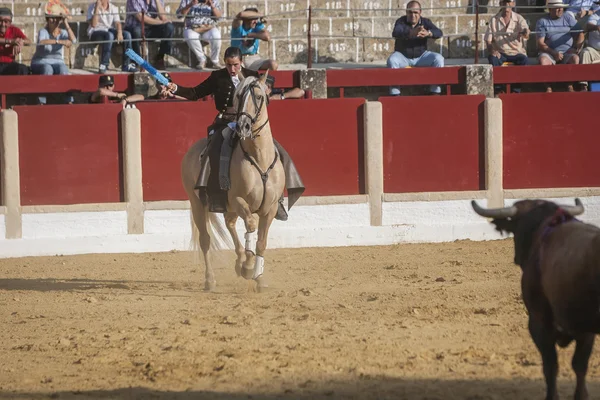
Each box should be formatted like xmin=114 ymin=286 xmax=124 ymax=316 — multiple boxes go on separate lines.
xmin=31 ymin=61 xmax=73 ymax=104
xmin=90 ymin=29 xmax=133 ymax=70
xmin=386 ymin=50 xmax=445 ymax=95
xmin=126 ymin=22 xmax=174 ymax=59
xmin=487 ymin=52 xmax=529 ymax=67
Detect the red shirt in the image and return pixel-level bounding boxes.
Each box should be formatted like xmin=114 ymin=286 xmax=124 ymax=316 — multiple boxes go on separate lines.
xmin=0 ymin=26 xmax=28 ymax=63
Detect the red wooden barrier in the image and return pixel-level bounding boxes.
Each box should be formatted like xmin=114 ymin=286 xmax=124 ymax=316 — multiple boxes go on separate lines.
xmin=381 ymin=94 xmax=485 ymax=193
xmin=493 ymin=64 xmax=600 ymax=84
xmin=15 ymin=104 xmax=123 ymax=205
xmin=327 ymin=67 xmax=464 ymax=96
xmin=139 ymin=98 xmax=366 ymax=200
xmin=168 ymin=70 xmax=298 ymax=89
xmin=138 ymin=100 xmax=216 ymax=201
xmin=0 ymin=74 xmax=132 ymax=109
xmin=501 ymin=92 xmax=600 ymax=189
xmin=269 ymin=98 xmax=366 ymax=196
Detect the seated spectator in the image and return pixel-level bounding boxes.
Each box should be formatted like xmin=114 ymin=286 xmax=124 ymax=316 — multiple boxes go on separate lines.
xmin=536 ymin=0 xmax=585 ymax=91
xmin=122 ymin=72 xmax=186 ymax=104
xmin=89 ymin=75 xmax=128 ymax=103
xmin=125 ymin=0 xmax=174 ymax=70
xmin=31 ymin=4 xmax=77 ymax=104
xmin=565 ymin=0 xmax=599 ymax=27
xmin=264 ymin=75 xmax=305 ymax=100
xmin=386 ymin=0 xmax=444 ymax=96
xmin=485 ymin=0 xmax=530 ymax=67
xmin=231 ymin=8 xmax=278 ymax=71
xmin=581 ymin=11 xmax=600 ymax=64
xmin=0 ymin=7 xmax=31 ymax=75
xmin=87 ymin=0 xmax=137 ymax=73
xmin=177 ymin=0 xmax=222 ymax=70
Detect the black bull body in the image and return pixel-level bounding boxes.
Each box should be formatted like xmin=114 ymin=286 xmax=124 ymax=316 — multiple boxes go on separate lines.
xmin=472 ymin=198 xmax=600 ymax=400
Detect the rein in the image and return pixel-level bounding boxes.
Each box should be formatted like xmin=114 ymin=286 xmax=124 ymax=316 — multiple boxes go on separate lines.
xmin=235 ymin=81 xmax=269 ymax=139
xmin=234 ymin=78 xmax=278 ymax=214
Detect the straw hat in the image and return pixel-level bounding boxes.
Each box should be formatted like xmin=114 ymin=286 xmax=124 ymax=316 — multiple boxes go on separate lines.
xmin=44 ymin=1 xmax=70 ymax=17
xmin=546 ymin=0 xmax=568 ymax=8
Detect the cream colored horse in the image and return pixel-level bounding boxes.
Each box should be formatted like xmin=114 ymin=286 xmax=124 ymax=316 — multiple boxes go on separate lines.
xmin=181 ymin=72 xmax=285 ymax=292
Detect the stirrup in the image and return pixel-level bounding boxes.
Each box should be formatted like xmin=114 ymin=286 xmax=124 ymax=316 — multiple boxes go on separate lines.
xmin=275 ymin=198 xmax=288 ymax=221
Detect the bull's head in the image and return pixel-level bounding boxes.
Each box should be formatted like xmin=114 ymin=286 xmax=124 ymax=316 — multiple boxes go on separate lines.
xmin=471 ymin=198 xmax=584 ymax=267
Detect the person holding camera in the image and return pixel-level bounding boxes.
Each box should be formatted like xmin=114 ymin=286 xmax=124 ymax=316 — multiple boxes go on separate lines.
xmin=230 ymin=7 xmax=278 ymax=71
xmin=484 ymin=0 xmax=530 ymax=67
xmin=31 ymin=3 xmax=77 ymax=104
xmin=177 ymin=0 xmax=222 ymax=69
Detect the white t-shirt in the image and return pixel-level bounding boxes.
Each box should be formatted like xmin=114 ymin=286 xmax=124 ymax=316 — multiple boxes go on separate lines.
xmin=87 ymin=3 xmax=121 ymax=37
xmin=589 ymin=13 xmax=600 ymax=50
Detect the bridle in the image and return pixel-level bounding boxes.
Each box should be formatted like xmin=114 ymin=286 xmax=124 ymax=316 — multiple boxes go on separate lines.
xmin=235 ymin=80 xmax=269 ymax=139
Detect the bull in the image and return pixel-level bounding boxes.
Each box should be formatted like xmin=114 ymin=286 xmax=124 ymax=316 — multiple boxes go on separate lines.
xmin=471 ymin=198 xmax=600 ymax=400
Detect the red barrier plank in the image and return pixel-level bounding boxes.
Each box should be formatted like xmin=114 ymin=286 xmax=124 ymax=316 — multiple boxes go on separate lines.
xmin=327 ymin=67 xmax=463 ymax=87
xmin=381 ymin=94 xmax=484 ymax=193
xmin=140 ymin=98 xmax=364 ymax=200
xmin=493 ymin=64 xmax=600 ymax=84
xmin=168 ymin=70 xmax=297 ymax=90
xmin=15 ymin=104 xmax=123 ymax=205
xmin=0 ymin=74 xmax=131 ymax=95
xmin=139 ymin=100 xmax=216 ymax=201
xmin=269 ymin=98 xmax=365 ymax=196
xmin=501 ymin=92 xmax=600 ymax=189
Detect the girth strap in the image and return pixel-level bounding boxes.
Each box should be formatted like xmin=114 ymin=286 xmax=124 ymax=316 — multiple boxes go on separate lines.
xmin=242 ymin=146 xmax=279 ymax=213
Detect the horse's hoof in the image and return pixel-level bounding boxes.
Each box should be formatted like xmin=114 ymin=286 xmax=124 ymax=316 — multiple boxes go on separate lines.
xmin=241 ymin=267 xmax=254 ymax=280
xmin=204 ymin=280 xmax=217 ymax=291
xmin=235 ymin=263 xmax=243 ymax=277
xmin=255 ymin=276 xmax=269 ymax=293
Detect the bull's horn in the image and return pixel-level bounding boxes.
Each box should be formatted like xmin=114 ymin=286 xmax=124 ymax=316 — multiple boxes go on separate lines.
xmin=471 ymin=200 xmax=517 ymax=219
xmin=558 ymin=198 xmax=584 ymax=216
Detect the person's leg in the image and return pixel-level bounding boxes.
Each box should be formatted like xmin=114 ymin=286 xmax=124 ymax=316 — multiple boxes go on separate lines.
xmin=53 ymin=63 xmax=74 ymax=103
xmin=91 ymin=30 xmax=112 ymax=70
xmin=386 ymin=51 xmax=409 ymax=95
xmin=184 ymin=28 xmax=207 ymax=68
xmin=202 ymin=27 xmax=222 ymax=67
xmin=488 ymin=53 xmax=506 ymax=66
xmin=0 ymin=61 xmax=30 ymax=75
xmin=415 ymin=51 xmax=444 ymax=93
xmin=508 ymin=53 xmax=529 ymax=65
xmin=115 ymin=29 xmax=135 ymax=71
xmin=147 ymin=22 xmax=174 ymax=59
xmin=126 ymin=25 xmax=142 ymax=56
xmin=31 ymin=63 xmax=53 ymax=104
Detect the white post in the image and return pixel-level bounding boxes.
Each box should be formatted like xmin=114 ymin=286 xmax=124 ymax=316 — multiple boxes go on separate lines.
xmin=363 ymin=101 xmax=384 ymax=226
xmin=0 ymin=110 xmax=22 ymax=239
xmin=121 ymin=108 xmax=144 ymax=234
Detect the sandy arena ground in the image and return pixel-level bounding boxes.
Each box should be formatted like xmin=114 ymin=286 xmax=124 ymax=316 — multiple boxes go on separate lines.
xmin=2 ymin=239 xmax=600 ymax=400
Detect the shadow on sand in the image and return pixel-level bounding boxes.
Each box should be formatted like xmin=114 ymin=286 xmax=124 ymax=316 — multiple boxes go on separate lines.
xmin=1 ymin=376 xmax=599 ymax=400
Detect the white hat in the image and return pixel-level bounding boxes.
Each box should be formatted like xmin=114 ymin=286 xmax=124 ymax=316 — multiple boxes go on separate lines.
xmin=546 ymin=0 xmax=568 ymax=8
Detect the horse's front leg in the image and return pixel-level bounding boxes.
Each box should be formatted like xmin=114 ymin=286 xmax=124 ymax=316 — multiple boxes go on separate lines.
xmin=231 ymin=196 xmax=258 ymax=280
xmin=252 ymin=205 xmax=277 ymax=291
xmin=224 ymin=212 xmax=244 ymax=277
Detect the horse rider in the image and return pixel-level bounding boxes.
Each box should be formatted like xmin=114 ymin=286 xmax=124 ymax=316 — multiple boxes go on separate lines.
xmin=162 ymin=46 xmax=304 ymax=221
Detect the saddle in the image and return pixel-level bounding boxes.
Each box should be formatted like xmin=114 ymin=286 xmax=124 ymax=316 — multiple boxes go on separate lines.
xmin=194 ymin=123 xmax=305 ymax=217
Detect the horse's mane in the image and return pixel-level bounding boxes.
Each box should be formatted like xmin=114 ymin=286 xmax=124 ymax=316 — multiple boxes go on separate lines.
xmin=232 ymin=75 xmax=264 ymax=110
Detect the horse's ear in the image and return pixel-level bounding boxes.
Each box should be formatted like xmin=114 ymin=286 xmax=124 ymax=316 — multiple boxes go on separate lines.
xmin=260 ymin=70 xmax=269 ymax=84
xmin=237 ymin=71 xmax=245 ymax=82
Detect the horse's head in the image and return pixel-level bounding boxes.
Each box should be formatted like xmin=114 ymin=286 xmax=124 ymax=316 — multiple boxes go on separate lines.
xmin=233 ymin=71 xmax=270 ymax=140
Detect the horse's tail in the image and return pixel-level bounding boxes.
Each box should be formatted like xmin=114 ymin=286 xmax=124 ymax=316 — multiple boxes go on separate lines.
xmin=208 ymin=212 xmax=233 ymax=252
xmin=189 ymin=208 xmax=233 ymax=265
